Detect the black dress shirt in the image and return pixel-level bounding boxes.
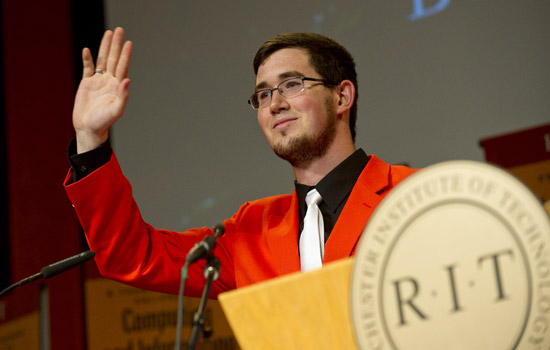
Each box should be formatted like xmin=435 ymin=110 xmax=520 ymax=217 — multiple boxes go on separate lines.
xmin=68 ymin=139 xmax=112 ymax=182
xmin=295 ymin=149 xmax=369 ymax=243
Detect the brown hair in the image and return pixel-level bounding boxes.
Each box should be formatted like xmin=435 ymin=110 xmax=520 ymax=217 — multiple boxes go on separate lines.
xmin=253 ymin=33 xmax=358 ymax=142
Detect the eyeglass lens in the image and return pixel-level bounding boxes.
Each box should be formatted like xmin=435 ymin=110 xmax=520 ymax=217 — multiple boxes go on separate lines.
xmin=250 ymin=77 xmax=305 ymax=109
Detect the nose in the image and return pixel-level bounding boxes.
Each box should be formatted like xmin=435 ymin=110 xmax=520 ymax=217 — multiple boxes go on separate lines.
xmin=269 ymin=89 xmax=289 ymax=113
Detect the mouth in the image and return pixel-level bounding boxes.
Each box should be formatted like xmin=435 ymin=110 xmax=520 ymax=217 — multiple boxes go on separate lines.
xmin=273 ymin=117 xmax=298 ymax=130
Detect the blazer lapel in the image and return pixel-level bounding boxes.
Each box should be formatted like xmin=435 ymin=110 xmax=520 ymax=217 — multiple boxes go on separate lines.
xmin=324 ymin=155 xmax=391 ymax=263
xmin=263 ymin=155 xmax=393 ymax=272
xmin=265 ymin=192 xmax=301 ymax=275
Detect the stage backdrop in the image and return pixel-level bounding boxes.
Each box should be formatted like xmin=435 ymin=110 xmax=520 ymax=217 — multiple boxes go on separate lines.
xmin=101 ymin=0 xmax=550 ymax=231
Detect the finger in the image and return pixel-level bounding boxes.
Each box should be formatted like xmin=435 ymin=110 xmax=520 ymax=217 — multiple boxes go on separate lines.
xmin=95 ymin=30 xmax=113 ymax=71
xmin=106 ymin=27 xmax=124 ymax=74
xmin=115 ymin=41 xmax=133 ymax=81
xmin=113 ymin=78 xmax=131 ymax=118
xmin=117 ymin=78 xmax=130 ymax=102
xmin=82 ymin=48 xmax=95 ymax=78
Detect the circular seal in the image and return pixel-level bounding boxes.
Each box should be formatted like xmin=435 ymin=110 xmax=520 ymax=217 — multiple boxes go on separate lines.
xmin=350 ymin=160 xmax=550 ymax=349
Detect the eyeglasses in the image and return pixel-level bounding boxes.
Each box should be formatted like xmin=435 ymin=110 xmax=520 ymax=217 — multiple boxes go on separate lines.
xmin=248 ymin=77 xmax=336 ymax=110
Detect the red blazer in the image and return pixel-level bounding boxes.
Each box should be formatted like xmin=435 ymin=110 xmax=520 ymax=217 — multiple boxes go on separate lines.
xmin=64 ymin=153 xmax=417 ymax=298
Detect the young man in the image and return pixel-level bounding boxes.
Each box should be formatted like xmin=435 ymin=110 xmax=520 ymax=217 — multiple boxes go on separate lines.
xmin=65 ymin=28 xmax=416 ymax=298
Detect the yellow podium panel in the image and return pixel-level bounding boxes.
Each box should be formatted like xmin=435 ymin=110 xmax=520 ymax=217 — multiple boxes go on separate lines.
xmin=219 ymin=258 xmax=356 ymax=350
xmin=0 ymin=311 xmax=39 ymax=350
xmin=85 ymin=278 xmax=237 ymax=350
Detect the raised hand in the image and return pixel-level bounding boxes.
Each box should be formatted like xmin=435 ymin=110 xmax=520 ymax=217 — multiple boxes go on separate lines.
xmin=73 ymin=27 xmax=133 ymax=153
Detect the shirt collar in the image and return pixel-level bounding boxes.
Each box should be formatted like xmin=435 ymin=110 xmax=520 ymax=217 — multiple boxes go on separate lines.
xmin=295 ymin=148 xmax=369 ymax=214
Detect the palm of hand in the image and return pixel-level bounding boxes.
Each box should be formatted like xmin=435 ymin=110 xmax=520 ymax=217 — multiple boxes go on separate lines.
xmin=73 ymin=73 xmax=124 ymax=135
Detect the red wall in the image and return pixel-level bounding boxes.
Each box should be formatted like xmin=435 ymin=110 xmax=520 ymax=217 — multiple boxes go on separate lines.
xmin=2 ymin=0 xmax=89 ymax=348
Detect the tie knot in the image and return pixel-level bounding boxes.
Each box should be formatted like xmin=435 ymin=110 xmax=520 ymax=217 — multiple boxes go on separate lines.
xmin=305 ymin=188 xmax=322 ymax=206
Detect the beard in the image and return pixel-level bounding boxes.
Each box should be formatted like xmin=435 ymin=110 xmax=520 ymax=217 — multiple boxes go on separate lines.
xmin=272 ymin=99 xmax=337 ymax=167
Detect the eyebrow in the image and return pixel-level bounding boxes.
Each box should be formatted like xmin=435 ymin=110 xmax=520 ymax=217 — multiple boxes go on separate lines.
xmin=255 ymin=71 xmax=305 ymax=91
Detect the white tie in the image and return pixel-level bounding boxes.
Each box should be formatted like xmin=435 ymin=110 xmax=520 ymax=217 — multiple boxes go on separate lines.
xmin=299 ymin=189 xmax=325 ymax=271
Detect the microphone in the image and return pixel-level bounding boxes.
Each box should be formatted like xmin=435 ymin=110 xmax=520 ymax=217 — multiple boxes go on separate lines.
xmin=185 ymin=224 xmax=225 ymax=264
xmin=40 ymin=250 xmax=96 ymax=278
xmin=0 ymin=251 xmax=95 ymax=297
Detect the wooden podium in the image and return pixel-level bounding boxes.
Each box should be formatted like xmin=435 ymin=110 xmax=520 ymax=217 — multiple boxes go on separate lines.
xmin=218 ymin=258 xmax=357 ymax=350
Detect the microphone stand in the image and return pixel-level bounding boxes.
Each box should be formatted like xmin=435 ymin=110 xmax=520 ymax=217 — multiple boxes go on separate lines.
xmin=187 ymin=255 xmax=220 ymax=350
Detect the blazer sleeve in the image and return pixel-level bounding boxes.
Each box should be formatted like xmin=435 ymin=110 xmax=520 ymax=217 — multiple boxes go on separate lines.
xmin=64 ymin=152 xmax=237 ymax=298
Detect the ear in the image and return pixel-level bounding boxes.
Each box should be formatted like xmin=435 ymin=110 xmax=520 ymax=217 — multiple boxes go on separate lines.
xmin=335 ymin=80 xmax=355 ymax=117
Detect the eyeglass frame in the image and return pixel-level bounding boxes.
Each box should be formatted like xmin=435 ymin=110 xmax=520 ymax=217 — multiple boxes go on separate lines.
xmin=247 ymin=76 xmax=338 ymax=110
